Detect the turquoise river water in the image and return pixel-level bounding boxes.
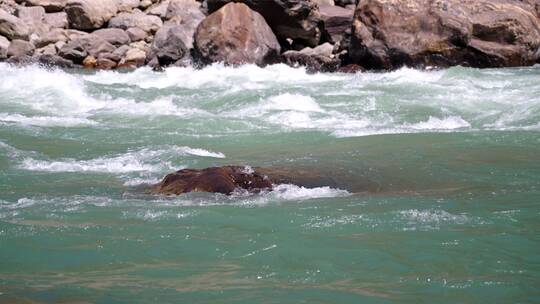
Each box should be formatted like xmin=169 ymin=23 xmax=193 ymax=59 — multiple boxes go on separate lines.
xmin=0 ymin=63 xmax=539 ymax=303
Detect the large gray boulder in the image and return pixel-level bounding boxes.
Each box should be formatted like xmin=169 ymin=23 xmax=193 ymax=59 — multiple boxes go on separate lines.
xmin=65 ymin=0 xmax=119 ymax=30
xmin=194 ymin=2 xmax=281 ymax=66
xmin=207 ymin=0 xmax=322 ymax=47
xmin=349 ymin=0 xmax=540 ymax=69
xmin=0 ymin=9 xmax=30 ymax=40
xmin=148 ymin=24 xmax=188 ymax=66
xmin=164 ymin=0 xmax=205 ymax=49
xmin=108 ymin=10 xmax=163 ymax=33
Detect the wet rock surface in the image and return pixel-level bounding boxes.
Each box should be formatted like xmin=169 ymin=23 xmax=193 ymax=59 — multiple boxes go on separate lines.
xmin=153 ymin=165 xmax=380 ymax=195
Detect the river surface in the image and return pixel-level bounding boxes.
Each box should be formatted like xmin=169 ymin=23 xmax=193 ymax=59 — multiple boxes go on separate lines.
xmin=1 ymin=63 xmax=539 ymax=303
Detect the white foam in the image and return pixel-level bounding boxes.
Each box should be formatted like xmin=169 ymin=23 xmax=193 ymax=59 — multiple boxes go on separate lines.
xmin=180 ymin=147 xmax=225 ymax=158
xmin=265 ymin=94 xmax=324 ymax=112
xmin=96 ymin=97 xmax=211 ymax=117
xmin=408 ymin=116 xmax=471 ymax=130
xmin=270 ymin=184 xmax=350 ymax=200
xmin=19 ymin=145 xmax=225 ymax=173
xmin=83 ymin=63 xmax=344 ymax=90
xmin=0 ymin=113 xmax=97 ymax=127
xmin=398 ymin=209 xmax=471 ymax=225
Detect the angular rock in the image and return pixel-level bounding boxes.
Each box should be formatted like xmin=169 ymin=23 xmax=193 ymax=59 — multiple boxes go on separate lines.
xmin=0 ymin=35 xmax=9 ymax=59
xmin=139 ymin=0 xmax=153 ymax=9
xmin=65 ymin=0 xmax=119 ymax=30
xmin=82 ymin=55 xmax=97 ymax=68
xmin=36 ymin=54 xmax=74 ymax=67
xmin=207 ymin=0 xmax=322 ymax=47
xmin=0 ymin=9 xmax=30 ymax=40
xmin=24 ymin=0 xmax=67 ymax=13
xmin=92 ymin=28 xmax=131 ymax=47
xmin=119 ymin=47 xmax=146 ymax=67
xmin=16 ymin=6 xmax=50 ymax=36
xmin=126 ymin=27 xmax=147 ymax=41
xmin=35 ymin=43 xmax=57 ymax=56
xmin=146 ymin=0 xmax=170 ymax=18
xmin=154 ymin=166 xmax=273 ymax=195
xmin=282 ymin=43 xmax=339 ymax=72
xmin=58 ymin=34 xmax=116 ymax=64
xmin=34 ymin=28 xmax=67 ymax=48
xmin=118 ymin=0 xmax=141 ymax=12
xmin=16 ymin=6 xmax=46 ymax=22
xmin=44 ymin=12 xmax=68 ymax=28
xmin=149 ymin=24 xmax=187 ymax=66
xmin=350 ymin=0 xmax=540 ymax=69
xmin=194 ymin=2 xmax=281 ymax=66
xmin=108 ymin=10 xmax=163 ymax=33
xmin=96 ymin=57 xmax=117 ymax=69
xmin=6 ymin=54 xmax=36 ymax=66
xmin=7 ymin=39 xmax=35 ymax=57
xmin=319 ymin=4 xmax=353 ymax=44
xmin=163 ymin=0 xmax=205 ymax=49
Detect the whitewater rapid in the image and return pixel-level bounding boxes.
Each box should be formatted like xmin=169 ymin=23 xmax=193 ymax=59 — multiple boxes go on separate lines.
xmin=1 ymin=63 xmax=539 ymax=138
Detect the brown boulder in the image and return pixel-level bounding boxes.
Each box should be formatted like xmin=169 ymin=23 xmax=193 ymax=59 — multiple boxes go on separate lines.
xmin=0 ymin=9 xmax=30 ymax=40
xmin=65 ymin=0 xmax=119 ymax=30
xmin=194 ymin=2 xmax=280 ymax=66
xmin=349 ymin=0 xmax=540 ymax=69
xmin=154 ymin=166 xmax=273 ymax=195
xmin=207 ymin=0 xmax=322 ymax=47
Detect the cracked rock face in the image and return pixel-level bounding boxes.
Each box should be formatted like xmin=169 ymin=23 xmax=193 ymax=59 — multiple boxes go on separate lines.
xmin=349 ymin=0 xmax=540 ymax=69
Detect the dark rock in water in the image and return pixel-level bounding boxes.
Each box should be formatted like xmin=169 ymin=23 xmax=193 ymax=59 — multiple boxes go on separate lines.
xmin=207 ymin=0 xmax=322 ymax=47
xmin=349 ymin=0 xmax=540 ymax=69
xmin=283 ymin=42 xmax=340 ymax=72
xmin=194 ymin=2 xmax=281 ymax=66
xmin=337 ymin=63 xmax=363 ymax=73
xmin=152 ymin=165 xmax=372 ymax=195
xmin=36 ymin=54 xmax=74 ymax=68
xmin=154 ymin=166 xmax=273 ymax=195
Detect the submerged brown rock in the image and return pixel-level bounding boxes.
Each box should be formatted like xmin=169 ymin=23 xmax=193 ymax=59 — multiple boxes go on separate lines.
xmin=151 ymin=164 xmax=385 ymax=196
xmin=154 ymin=166 xmax=273 ymax=195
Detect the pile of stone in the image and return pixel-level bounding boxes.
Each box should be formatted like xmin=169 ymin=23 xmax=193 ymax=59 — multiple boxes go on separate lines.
xmin=0 ymin=0 xmax=539 ymax=71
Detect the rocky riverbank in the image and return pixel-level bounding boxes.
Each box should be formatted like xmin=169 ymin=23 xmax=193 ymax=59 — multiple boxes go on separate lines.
xmin=1 ymin=0 xmax=539 ymax=71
